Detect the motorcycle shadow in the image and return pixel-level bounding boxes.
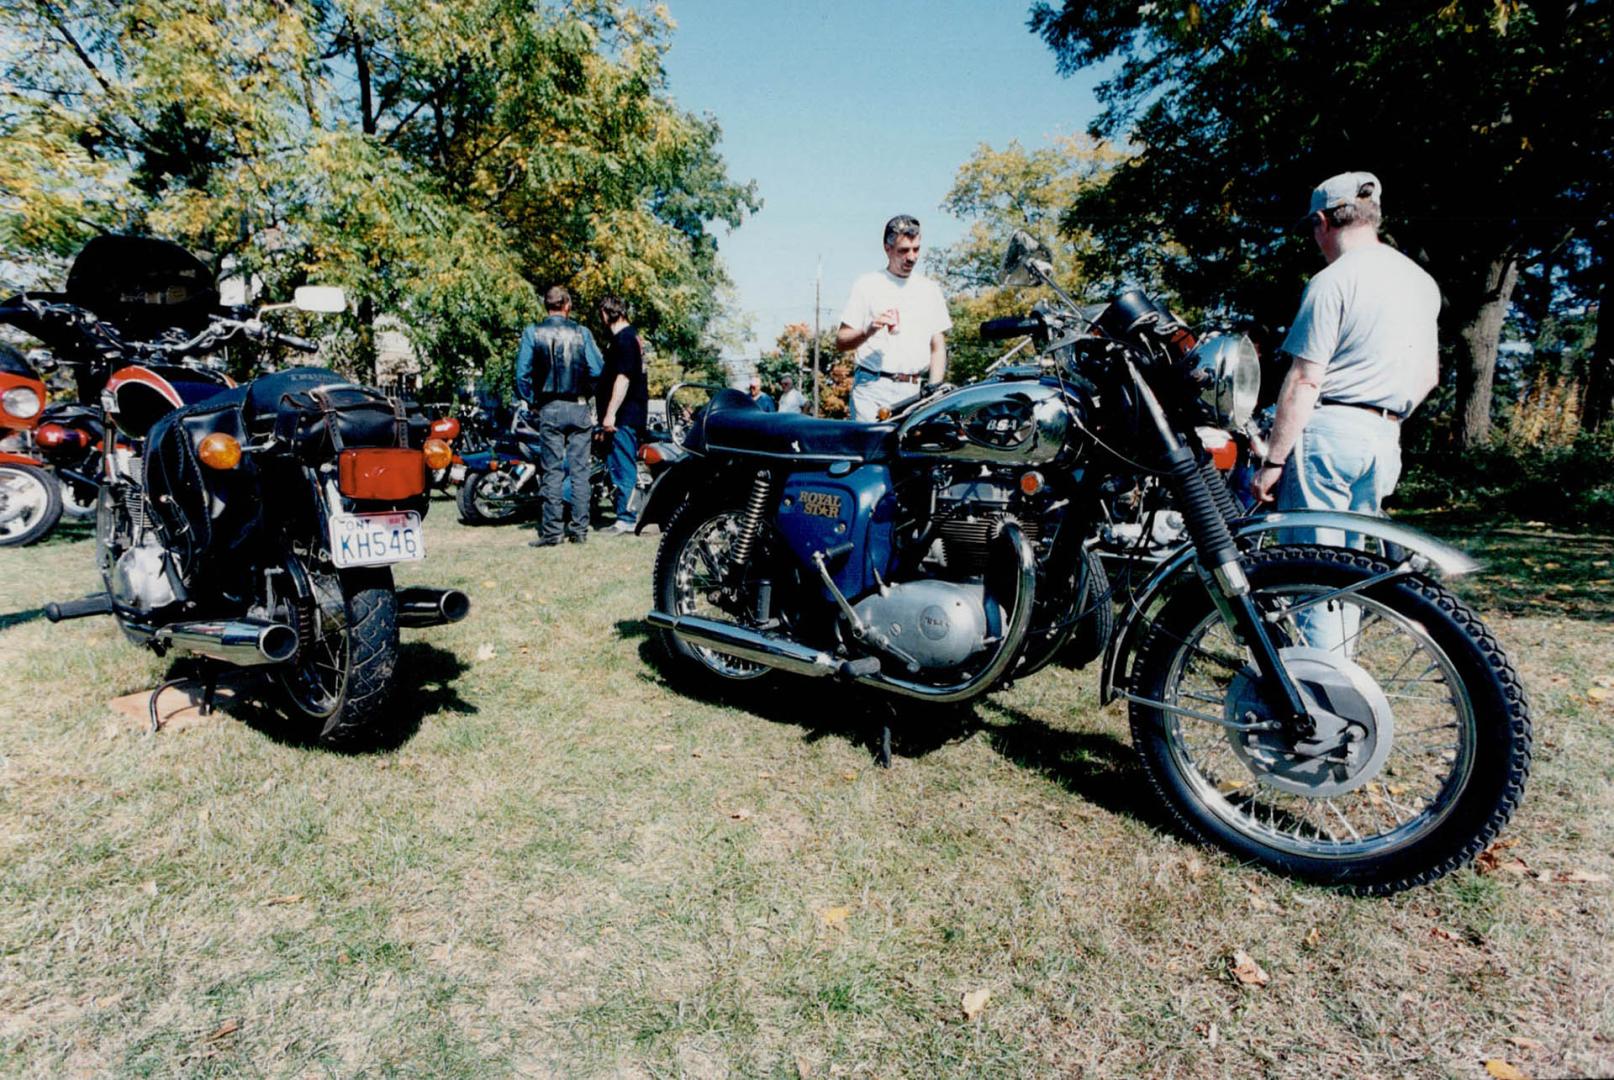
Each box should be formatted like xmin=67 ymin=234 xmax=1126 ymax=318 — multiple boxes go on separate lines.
xmin=169 ymin=641 xmax=475 ymax=754
xmin=629 ymin=628 xmax=1159 ymax=823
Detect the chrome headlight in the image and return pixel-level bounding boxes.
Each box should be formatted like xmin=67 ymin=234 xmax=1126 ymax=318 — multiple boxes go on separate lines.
xmin=1186 ymin=333 xmax=1259 ymax=429
xmin=2 ymin=387 xmax=42 ymax=420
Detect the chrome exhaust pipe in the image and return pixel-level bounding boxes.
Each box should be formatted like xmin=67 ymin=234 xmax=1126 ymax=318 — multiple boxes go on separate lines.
xmin=646 ymin=610 xmax=842 ymax=678
xmin=156 ymin=618 xmax=299 ymax=667
xmin=396 ymin=587 xmax=471 ymax=628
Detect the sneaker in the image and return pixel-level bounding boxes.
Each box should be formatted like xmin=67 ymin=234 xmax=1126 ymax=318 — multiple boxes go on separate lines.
xmin=528 ymin=537 xmax=560 ymax=548
xmin=604 ymin=519 xmax=637 ymax=535
xmin=565 ymin=534 xmax=587 ymax=544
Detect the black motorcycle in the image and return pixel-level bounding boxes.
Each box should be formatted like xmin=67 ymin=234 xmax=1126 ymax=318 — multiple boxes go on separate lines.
xmin=638 ymin=231 xmax=1530 ymax=893
xmin=0 ymin=236 xmax=470 ymax=748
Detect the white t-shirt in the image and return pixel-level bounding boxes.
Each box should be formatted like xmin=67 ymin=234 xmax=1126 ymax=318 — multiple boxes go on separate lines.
xmin=1280 ymin=243 xmax=1440 ymax=418
xmin=777 ymin=387 xmax=805 ymax=413
xmin=838 ymin=269 xmax=952 ymax=376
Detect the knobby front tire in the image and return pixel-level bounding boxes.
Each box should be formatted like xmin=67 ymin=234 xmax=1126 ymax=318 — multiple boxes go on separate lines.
xmin=1128 ymin=545 xmax=1531 ymax=894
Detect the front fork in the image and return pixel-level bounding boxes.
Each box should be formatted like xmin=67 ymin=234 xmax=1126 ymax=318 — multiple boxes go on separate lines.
xmin=1131 ymin=362 xmax=1313 ymax=735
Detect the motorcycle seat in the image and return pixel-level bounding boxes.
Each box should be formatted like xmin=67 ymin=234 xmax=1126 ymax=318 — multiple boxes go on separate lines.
xmin=694 ymin=389 xmax=896 ymax=463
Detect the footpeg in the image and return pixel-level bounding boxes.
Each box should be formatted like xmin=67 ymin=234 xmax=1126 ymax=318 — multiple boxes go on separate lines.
xmin=839 ymin=656 xmax=882 ymax=679
xmin=44 ymin=593 xmax=114 ymax=622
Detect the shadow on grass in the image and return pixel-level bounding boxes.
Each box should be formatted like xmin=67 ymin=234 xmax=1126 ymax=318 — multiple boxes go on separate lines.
xmin=29 ymin=517 xmax=96 ymax=549
xmin=976 ymin=701 xmax=1167 ymax=830
xmin=0 ymin=607 xmax=46 ymax=631
xmin=173 ymin=641 xmax=474 ymax=754
xmin=1403 ymin=513 xmax=1614 ymax=622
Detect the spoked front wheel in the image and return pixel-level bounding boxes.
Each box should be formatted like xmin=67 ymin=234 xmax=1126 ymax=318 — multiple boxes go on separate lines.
xmin=0 ymin=463 xmax=63 ymax=546
xmin=1129 ymin=545 xmax=1531 ymax=893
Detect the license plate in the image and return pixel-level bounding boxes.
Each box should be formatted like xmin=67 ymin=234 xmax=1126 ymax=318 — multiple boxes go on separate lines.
xmin=329 ymin=510 xmax=425 ymax=568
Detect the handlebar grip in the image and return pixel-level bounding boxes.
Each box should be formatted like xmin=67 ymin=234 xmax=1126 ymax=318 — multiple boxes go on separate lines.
xmin=276 ymin=332 xmax=320 ymax=353
xmin=978 ymin=315 xmax=1043 ymax=341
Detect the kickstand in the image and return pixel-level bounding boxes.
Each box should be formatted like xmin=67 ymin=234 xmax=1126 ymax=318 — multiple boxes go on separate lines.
xmin=867 ymin=698 xmax=895 ymax=769
xmin=147 ymin=674 xmax=190 ymax=734
xmin=198 ymin=667 xmax=219 ymax=717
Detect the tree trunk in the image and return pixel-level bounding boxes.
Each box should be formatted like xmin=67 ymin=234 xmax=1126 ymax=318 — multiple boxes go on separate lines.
xmin=1582 ymin=236 xmax=1612 ymax=431
xmin=1452 ymin=255 xmax=1520 ymax=449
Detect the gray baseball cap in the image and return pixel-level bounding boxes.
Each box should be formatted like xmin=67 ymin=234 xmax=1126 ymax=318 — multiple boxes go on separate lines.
xmin=1308 ymin=171 xmax=1382 ymax=217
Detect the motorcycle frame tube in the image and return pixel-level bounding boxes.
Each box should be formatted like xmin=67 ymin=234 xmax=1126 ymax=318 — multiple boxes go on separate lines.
xmin=1098 ymin=509 xmax=1485 ymax=705
xmin=0 ymin=450 xmax=48 ymax=467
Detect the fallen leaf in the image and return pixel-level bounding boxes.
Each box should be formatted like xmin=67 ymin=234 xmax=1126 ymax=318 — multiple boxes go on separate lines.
xmin=475 ymin=643 xmax=497 ymax=662
xmin=795 ymin=1054 xmax=814 ymax=1078
xmin=652 ymin=744 xmax=673 ymax=753
xmin=481 ymin=579 xmax=497 ymax=589
xmin=1553 ymin=870 xmax=1610 ymax=884
xmin=1430 ymin=926 xmax=1460 ymax=942
xmin=1483 ymin=1059 xmax=1528 ymax=1080
xmin=205 ymin=1018 xmax=241 ymax=1042
xmin=728 ymin=808 xmax=753 ymax=821
xmin=961 ymin=988 xmax=991 ymax=1020
xmin=1588 ymin=687 xmax=1611 ymax=702
xmin=94 ymin=992 xmax=125 ymax=1009
xmin=691 ymin=749 xmax=704 ymax=759
xmin=139 ymin=880 xmax=158 ymax=897
xmin=841 ymin=770 xmax=858 ymax=781
xmin=257 ymin=777 xmax=278 ymax=795
xmin=336 ymin=951 xmax=352 ymax=965
xmin=1596 ymin=674 xmax=1614 ymax=687
xmin=1230 ymin=950 xmax=1270 ymax=987
xmin=197 ymin=807 xmax=211 ymax=824
xmin=1303 ymin=926 xmax=1322 ymax=949
xmin=264 ymin=894 xmax=304 ymax=906
xmin=1207 ymin=1021 xmax=1219 ymax=1048
xmin=1505 ymin=1036 xmax=1545 ymax=1052
xmin=819 ymin=905 xmax=851 ymax=930
xmin=757 ymin=770 xmax=774 ymax=780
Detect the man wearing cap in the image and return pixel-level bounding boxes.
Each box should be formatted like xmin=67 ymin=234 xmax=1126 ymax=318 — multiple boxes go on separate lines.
xmin=515 ymin=285 xmax=604 ymax=547
xmin=835 ymin=214 xmax=952 ymax=421
xmin=1253 ymin=172 xmax=1441 ymax=646
xmin=777 ymin=373 xmax=806 ymax=414
xmin=747 ymin=374 xmax=776 ymax=412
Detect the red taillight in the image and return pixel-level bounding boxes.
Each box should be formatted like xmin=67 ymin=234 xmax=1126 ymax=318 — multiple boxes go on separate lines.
xmin=430 ymin=416 xmax=461 ymax=441
xmin=1206 ymin=436 xmax=1239 ymax=471
xmin=337 ymin=448 xmax=426 ymax=500
xmin=639 ymin=444 xmax=665 ymax=466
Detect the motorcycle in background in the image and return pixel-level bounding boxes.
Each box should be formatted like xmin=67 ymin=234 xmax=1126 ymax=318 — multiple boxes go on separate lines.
xmin=0 ymin=344 xmax=61 ymax=545
xmin=638 ymin=231 xmax=1530 ymax=893
xmin=0 ymin=235 xmax=470 ymax=748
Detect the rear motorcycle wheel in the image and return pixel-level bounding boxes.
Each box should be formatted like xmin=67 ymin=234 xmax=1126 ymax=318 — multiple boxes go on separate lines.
xmin=651 ymin=496 xmax=776 ymax=693
xmin=1129 ymin=545 xmax=1531 ymax=893
xmin=456 ymin=470 xmax=528 ymax=525
xmin=0 ymin=462 xmax=63 ymax=546
xmin=274 ymin=558 xmax=400 ymax=749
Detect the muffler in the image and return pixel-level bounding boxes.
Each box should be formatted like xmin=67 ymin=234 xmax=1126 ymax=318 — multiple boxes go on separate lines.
xmin=645 ymin=610 xmax=844 ymax=678
xmin=396 ymin=587 xmax=471 ymax=628
xmin=155 ymin=618 xmax=299 ymax=667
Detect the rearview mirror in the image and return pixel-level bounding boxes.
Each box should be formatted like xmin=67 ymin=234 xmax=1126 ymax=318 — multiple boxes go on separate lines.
xmin=1000 ymin=231 xmax=1054 ymax=287
xmin=293 ymin=286 xmax=347 ymax=314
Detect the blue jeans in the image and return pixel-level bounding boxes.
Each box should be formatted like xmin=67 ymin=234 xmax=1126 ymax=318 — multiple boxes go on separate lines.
xmin=1274 ymin=404 xmax=1402 ymax=651
xmin=606 ymin=426 xmax=640 ymax=523
xmin=536 ymin=399 xmax=593 ymax=542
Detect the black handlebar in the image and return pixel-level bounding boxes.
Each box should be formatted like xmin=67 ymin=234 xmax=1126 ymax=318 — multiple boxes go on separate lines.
xmin=275 ymin=332 xmax=321 ymax=353
xmin=978 ymin=315 xmax=1043 ymax=341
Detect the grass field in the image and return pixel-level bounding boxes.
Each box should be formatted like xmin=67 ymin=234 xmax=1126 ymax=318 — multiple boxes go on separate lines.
xmin=1 ymin=501 xmax=1611 ymax=1078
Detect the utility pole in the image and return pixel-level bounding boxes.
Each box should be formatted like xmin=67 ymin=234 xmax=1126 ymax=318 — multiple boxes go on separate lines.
xmin=812 ymin=257 xmax=822 ymax=416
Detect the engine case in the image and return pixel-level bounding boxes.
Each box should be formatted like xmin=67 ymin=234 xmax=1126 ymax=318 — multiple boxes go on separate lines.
xmin=851 ymin=580 xmax=993 ymax=670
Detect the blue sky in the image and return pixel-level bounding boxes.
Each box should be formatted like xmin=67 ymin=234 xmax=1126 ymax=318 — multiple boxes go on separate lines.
xmin=658 ymin=0 xmax=1105 ymax=358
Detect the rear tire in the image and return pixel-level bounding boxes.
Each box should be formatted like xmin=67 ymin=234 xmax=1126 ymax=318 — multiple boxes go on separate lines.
xmin=274 ymin=561 xmax=401 ymax=750
xmin=0 ymin=463 xmax=63 ymax=546
xmin=651 ymin=495 xmax=776 ymax=695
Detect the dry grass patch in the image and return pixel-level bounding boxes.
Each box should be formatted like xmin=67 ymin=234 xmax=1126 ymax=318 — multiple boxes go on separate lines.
xmin=1 ymin=500 xmax=1610 ymax=1076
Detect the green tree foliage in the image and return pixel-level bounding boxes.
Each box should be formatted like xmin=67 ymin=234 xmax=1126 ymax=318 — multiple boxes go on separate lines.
xmin=929 ymin=136 xmax=1122 ymax=384
xmin=1028 ymin=0 xmax=1612 ymax=445
xmin=755 ymin=321 xmax=843 ymax=415
xmin=0 ymin=0 xmax=757 ymax=395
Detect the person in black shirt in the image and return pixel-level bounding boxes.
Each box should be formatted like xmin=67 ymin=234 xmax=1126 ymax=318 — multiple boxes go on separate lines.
xmin=596 ymin=296 xmax=650 ymax=534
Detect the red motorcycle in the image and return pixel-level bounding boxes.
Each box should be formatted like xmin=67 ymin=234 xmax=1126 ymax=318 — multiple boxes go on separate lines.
xmin=0 ymin=346 xmax=60 ymax=545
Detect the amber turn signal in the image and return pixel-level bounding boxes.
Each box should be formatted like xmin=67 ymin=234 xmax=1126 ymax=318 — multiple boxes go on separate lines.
xmin=639 ymin=444 xmax=665 ymax=466
xmin=1019 ymin=471 xmax=1045 ymax=496
xmin=197 ymin=432 xmax=242 ymax=470
xmin=422 ymin=438 xmax=453 ymax=470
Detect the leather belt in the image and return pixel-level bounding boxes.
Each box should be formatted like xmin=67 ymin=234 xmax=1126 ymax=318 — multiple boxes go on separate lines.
xmin=1320 ymin=398 xmax=1403 ymax=422
xmin=535 ymin=394 xmax=591 ymax=406
xmin=858 ymin=367 xmax=924 ymax=384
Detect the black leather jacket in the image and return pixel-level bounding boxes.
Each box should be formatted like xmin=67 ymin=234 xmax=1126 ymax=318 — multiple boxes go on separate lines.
xmin=514 ymin=315 xmax=602 ymax=401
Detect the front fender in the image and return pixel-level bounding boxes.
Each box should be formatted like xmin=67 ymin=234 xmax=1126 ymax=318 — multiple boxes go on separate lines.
xmin=1099 ymin=510 xmax=1480 ymax=704
xmin=0 ymin=450 xmax=47 ymax=467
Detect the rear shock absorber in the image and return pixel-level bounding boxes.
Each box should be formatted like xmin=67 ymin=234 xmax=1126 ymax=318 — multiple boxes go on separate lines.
xmin=729 ymin=469 xmax=773 ymax=570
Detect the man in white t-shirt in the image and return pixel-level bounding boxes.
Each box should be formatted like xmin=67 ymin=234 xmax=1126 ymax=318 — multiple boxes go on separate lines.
xmin=1253 ymin=171 xmax=1441 ymax=649
xmin=777 ymin=374 xmax=806 ymax=414
xmin=834 ymin=214 xmax=953 ymax=421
